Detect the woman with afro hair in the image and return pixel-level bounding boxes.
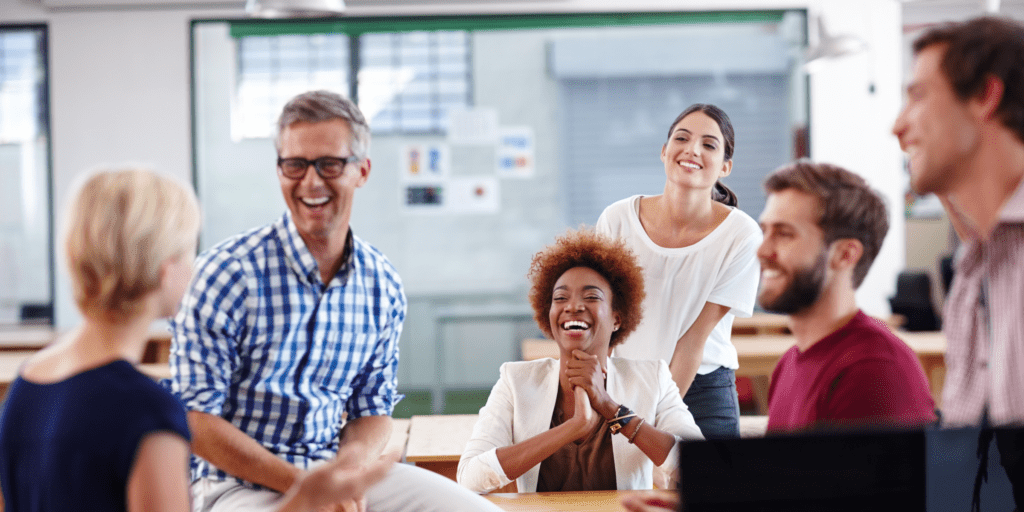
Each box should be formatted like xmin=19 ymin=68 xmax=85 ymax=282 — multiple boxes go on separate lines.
xmin=457 ymin=228 xmax=702 ymax=494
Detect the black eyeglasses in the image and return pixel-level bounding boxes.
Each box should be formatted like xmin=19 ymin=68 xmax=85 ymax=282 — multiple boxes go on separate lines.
xmin=277 ymin=156 xmax=359 ymax=180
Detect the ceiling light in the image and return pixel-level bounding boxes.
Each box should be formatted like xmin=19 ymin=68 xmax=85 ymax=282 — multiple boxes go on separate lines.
xmin=245 ymin=0 xmax=345 ymax=18
xmin=804 ymin=16 xmax=868 ymax=71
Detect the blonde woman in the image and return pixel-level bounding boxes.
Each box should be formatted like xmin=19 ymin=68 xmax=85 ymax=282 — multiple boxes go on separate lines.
xmin=0 ymin=168 xmax=392 ymax=512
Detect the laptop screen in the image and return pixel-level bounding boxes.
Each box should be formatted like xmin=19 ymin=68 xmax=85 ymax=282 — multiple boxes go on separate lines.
xmin=678 ymin=430 xmax=926 ymax=511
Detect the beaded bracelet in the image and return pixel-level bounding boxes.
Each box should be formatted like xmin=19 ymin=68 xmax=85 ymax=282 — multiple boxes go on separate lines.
xmin=626 ymin=417 xmax=645 ymax=444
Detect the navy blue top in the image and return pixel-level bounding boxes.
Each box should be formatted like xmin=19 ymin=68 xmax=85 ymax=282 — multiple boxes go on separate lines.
xmin=0 ymin=360 xmax=190 ymax=511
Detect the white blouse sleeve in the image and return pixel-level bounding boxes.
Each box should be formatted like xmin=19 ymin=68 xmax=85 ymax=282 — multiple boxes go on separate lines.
xmin=651 ymin=360 xmax=704 ymax=473
xmin=707 ymin=214 xmax=763 ymax=318
xmin=457 ymin=364 xmax=516 ymax=493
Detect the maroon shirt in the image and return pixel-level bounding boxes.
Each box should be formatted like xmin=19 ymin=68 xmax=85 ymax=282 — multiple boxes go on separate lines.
xmin=767 ymin=311 xmax=936 ymax=433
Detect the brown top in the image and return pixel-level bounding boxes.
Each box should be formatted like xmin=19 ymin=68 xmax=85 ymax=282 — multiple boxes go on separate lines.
xmin=536 ymin=398 xmax=617 ymax=491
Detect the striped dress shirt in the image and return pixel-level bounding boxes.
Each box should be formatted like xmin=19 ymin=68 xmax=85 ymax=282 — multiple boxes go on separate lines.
xmin=169 ymin=212 xmax=406 ymax=486
xmin=941 ymin=179 xmax=1024 ymax=427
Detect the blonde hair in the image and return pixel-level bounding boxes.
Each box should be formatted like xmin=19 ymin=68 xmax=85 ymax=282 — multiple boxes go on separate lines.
xmin=64 ymin=168 xmax=200 ymax=321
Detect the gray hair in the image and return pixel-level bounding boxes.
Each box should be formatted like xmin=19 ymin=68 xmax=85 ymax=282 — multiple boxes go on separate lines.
xmin=275 ymin=90 xmax=371 ymax=161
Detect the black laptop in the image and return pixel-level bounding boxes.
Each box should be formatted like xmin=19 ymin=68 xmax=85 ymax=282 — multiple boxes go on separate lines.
xmin=677 ymin=430 xmax=926 ymax=512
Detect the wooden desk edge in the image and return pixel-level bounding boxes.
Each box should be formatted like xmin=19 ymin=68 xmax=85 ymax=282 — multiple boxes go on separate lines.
xmin=405 ymin=453 xmax=462 ymax=463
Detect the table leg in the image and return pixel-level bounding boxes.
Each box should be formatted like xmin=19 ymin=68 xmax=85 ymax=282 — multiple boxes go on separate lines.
xmin=751 ymin=376 xmax=771 ymax=416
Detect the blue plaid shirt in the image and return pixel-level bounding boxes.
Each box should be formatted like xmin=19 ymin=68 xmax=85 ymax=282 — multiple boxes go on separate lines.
xmin=169 ymin=212 xmax=405 ymax=486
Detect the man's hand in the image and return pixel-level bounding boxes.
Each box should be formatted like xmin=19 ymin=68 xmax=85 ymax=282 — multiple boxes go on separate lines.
xmin=311 ymin=444 xmax=378 ymax=512
xmin=281 ymin=452 xmax=397 ymax=512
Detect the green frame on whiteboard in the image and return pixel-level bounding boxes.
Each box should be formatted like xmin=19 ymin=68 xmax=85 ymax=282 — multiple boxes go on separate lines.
xmin=229 ymin=10 xmax=787 ymax=38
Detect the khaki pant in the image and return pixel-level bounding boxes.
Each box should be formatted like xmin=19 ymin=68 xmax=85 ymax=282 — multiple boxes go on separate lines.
xmin=192 ymin=462 xmax=504 ymax=512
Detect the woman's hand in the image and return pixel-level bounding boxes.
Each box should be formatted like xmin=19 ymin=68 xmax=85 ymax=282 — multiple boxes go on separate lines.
xmin=565 ymin=349 xmax=617 ymax=419
xmin=567 ymin=385 xmax=602 ymax=440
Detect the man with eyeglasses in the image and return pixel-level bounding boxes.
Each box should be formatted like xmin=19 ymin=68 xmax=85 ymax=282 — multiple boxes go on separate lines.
xmin=169 ymin=90 xmax=502 ymax=512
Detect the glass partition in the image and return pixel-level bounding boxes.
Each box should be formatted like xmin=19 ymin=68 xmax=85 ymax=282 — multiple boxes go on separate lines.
xmin=191 ymin=11 xmax=808 ymax=409
xmin=0 ymin=25 xmax=52 ymax=326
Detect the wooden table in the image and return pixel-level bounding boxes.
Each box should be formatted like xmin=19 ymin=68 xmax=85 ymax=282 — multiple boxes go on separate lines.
xmin=385 ymin=418 xmax=410 ymax=459
xmin=405 ymin=414 xmax=479 ymax=481
xmin=0 ymin=327 xmax=55 ymax=351
xmin=485 ymin=489 xmax=662 ymax=511
xmin=405 ymin=413 xmax=517 ymax=492
xmin=0 ymin=327 xmax=172 ymax=363
xmin=731 ymin=313 xmax=789 ymax=335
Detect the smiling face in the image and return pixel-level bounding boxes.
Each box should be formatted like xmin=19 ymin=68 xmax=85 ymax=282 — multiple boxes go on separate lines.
xmin=892 ymin=44 xmax=980 ymax=196
xmin=278 ymin=119 xmax=370 ymax=247
xmin=661 ymin=111 xmax=733 ymax=191
xmin=548 ymin=266 xmax=621 ymax=356
xmin=757 ymin=189 xmax=831 ymax=315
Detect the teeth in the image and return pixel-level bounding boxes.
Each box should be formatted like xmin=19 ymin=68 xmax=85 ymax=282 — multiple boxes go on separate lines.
xmin=680 ymin=161 xmax=701 ymax=170
xmin=761 ymin=269 xmax=781 ymax=279
xmin=562 ymin=320 xmax=589 ymax=330
xmin=302 ymin=197 xmax=329 ymax=206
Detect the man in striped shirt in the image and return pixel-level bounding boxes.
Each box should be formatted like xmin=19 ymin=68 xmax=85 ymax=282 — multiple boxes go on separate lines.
xmin=170 ymin=90 xmax=500 ymax=512
xmin=893 ymin=15 xmax=1024 ymax=507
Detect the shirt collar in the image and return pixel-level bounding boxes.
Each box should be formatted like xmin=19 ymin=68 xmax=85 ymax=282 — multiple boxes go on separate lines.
xmin=1000 ymin=175 xmax=1024 ymax=223
xmin=278 ymin=211 xmax=355 ymax=287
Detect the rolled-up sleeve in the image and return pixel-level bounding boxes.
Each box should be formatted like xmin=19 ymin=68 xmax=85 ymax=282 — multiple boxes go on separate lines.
xmin=345 ymin=277 xmax=406 ymax=420
xmin=458 ymin=364 xmax=516 ymax=493
xmin=168 ymin=250 xmax=246 ymax=416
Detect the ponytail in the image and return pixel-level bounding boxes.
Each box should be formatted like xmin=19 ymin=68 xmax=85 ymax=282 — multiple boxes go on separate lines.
xmin=712 ymin=181 xmax=738 ymax=207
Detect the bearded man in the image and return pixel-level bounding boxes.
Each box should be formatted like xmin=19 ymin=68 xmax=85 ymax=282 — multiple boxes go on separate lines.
xmin=756 ymin=160 xmax=936 ymax=433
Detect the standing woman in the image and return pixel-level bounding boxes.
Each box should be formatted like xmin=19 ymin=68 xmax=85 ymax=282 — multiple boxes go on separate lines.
xmin=596 ymin=104 xmax=762 ymax=439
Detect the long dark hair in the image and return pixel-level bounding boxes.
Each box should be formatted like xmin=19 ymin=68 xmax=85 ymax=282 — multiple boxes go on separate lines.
xmin=667 ymin=104 xmax=738 ymax=207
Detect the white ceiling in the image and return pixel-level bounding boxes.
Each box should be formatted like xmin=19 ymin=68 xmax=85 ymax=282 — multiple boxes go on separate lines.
xmin=25 ymin=0 xmax=1024 ymax=25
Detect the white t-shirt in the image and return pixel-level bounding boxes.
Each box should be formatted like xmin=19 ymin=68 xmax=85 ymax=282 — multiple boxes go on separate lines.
xmin=596 ymin=195 xmax=762 ymax=374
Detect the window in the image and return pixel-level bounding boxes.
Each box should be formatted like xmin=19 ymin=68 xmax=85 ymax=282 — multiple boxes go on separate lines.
xmin=233 ymin=33 xmax=351 ymax=140
xmin=232 ymin=29 xmax=471 ymax=138
xmin=0 ymin=25 xmax=51 ymax=325
xmin=359 ymin=31 xmax=471 ymax=134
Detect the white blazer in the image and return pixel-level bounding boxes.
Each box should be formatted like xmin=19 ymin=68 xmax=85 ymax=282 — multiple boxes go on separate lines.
xmin=457 ymin=357 xmax=703 ymax=493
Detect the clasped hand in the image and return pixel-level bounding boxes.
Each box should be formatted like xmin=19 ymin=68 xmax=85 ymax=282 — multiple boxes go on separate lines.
xmin=565 ymin=350 xmax=615 ymax=438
